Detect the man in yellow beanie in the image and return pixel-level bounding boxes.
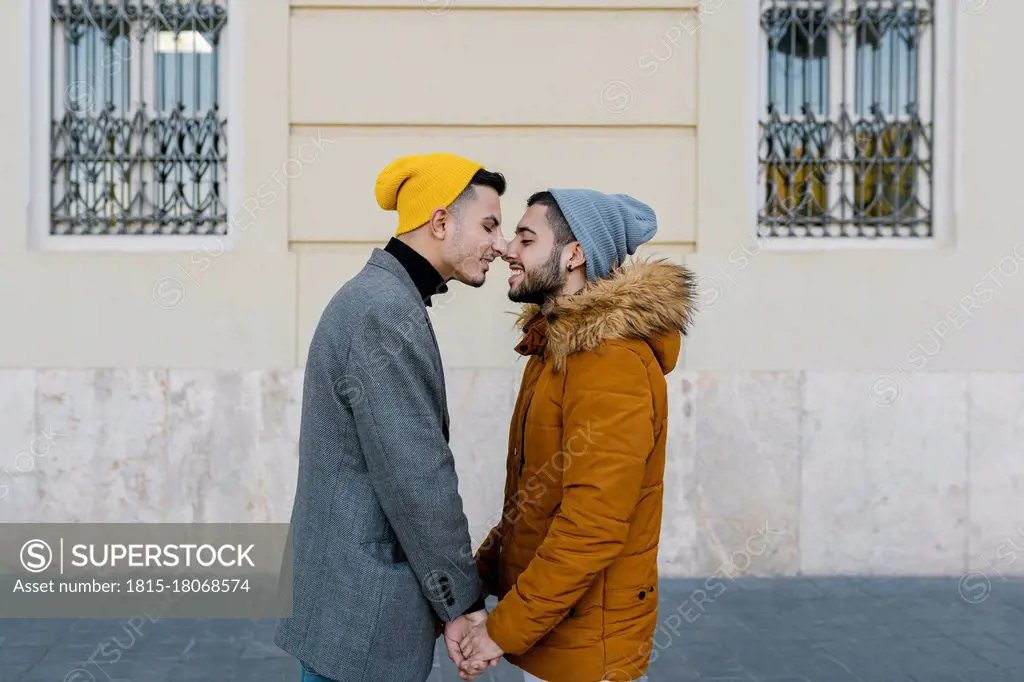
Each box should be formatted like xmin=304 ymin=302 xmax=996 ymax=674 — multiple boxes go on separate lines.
xmin=375 ymin=152 xmax=507 ymax=289
xmin=275 ymin=152 xmax=507 ymax=682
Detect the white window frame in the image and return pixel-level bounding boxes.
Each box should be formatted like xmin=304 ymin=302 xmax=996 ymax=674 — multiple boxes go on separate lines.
xmin=22 ymin=0 xmax=244 ymax=252
xmin=748 ymin=0 xmax=961 ymax=252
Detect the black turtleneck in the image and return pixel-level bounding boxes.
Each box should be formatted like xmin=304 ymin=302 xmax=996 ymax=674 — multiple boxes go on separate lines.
xmin=384 ymin=238 xmax=448 ymax=307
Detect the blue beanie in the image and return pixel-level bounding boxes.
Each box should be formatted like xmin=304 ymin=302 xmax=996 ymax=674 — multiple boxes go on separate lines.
xmin=548 ymin=188 xmax=658 ymax=282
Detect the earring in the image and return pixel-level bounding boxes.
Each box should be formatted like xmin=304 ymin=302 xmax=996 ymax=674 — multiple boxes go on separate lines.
xmin=567 ymin=264 xmax=573 ymax=272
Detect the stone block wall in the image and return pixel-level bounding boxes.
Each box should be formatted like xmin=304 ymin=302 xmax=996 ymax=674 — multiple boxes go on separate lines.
xmin=1 ymin=369 xmax=1020 ymax=579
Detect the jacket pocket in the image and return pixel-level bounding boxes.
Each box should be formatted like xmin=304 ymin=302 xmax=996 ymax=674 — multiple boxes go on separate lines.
xmin=603 ymin=548 xmax=659 ymax=630
xmin=603 ymin=582 xmax=658 ymax=648
xmin=359 ymin=538 xmax=407 ymax=565
xmin=605 ymin=582 xmax=657 ymax=612
xmin=364 ymin=553 xmax=436 ymax=676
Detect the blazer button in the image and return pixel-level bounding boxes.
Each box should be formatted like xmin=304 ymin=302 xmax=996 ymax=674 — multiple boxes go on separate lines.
xmin=638 ymin=591 xmax=646 ymax=600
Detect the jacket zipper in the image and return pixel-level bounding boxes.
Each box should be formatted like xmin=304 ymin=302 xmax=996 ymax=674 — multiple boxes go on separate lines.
xmin=517 ymin=394 xmax=534 ymax=479
xmin=501 ymin=377 xmax=536 ymax=589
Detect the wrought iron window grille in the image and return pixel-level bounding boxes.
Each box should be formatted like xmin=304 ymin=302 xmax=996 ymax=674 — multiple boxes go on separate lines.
xmin=50 ymin=0 xmax=228 ymax=236
xmin=759 ymin=0 xmax=935 ymax=239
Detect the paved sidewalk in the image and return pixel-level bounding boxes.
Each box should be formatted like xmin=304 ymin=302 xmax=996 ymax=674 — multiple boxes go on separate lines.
xmin=1 ymin=578 xmax=1022 ymax=681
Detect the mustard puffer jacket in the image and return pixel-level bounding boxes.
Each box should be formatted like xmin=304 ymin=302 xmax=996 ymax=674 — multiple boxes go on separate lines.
xmin=476 ymin=260 xmax=696 ymax=682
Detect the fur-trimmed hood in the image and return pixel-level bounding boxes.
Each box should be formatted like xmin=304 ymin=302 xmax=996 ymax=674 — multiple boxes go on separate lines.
xmin=515 ymin=259 xmax=696 ymax=373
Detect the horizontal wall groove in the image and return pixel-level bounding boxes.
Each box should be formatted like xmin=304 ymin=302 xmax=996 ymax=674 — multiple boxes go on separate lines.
xmin=288 ymin=123 xmax=698 ymax=130
xmin=291 ymin=5 xmax=699 ymax=11
xmin=287 ymin=239 xmax=699 ymax=246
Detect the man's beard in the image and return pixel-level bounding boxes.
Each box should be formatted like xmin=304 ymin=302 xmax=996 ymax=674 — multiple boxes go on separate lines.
xmin=508 ymin=249 xmax=566 ymax=304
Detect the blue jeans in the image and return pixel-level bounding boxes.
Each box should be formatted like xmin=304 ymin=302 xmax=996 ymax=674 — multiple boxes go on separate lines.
xmin=300 ymin=662 xmax=337 ymax=682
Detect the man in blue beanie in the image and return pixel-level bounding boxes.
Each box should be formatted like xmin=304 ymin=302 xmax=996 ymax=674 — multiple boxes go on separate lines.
xmin=451 ymin=190 xmax=696 ymax=682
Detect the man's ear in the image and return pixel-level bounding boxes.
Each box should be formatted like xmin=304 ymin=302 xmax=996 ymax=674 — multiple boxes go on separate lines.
xmin=427 ymin=207 xmax=449 ymax=239
xmin=568 ymin=242 xmax=586 ymax=271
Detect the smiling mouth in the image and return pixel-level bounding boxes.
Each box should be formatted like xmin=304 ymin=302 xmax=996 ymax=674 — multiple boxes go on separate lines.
xmin=508 ymin=265 xmax=524 ymax=287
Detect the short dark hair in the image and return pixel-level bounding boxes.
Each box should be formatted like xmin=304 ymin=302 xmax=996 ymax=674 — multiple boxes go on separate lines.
xmin=449 ymin=168 xmax=507 ymax=215
xmin=526 ymin=190 xmax=575 ymax=248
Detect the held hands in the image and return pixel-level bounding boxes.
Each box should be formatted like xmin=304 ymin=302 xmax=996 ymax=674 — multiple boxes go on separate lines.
xmin=443 ymin=609 xmax=503 ymax=680
xmin=459 ymin=620 xmax=504 ymax=677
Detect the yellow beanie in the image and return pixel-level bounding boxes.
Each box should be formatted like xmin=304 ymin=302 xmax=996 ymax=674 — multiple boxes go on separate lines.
xmin=375 ymin=153 xmax=485 ymax=236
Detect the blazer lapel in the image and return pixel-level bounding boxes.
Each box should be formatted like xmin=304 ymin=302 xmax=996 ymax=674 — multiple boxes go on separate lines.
xmin=423 ymin=314 xmax=450 ymax=442
xmin=368 ymin=248 xmax=451 ymax=442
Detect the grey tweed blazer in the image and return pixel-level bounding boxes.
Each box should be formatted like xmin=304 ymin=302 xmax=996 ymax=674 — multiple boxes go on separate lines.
xmin=274 ymin=248 xmax=483 ymax=682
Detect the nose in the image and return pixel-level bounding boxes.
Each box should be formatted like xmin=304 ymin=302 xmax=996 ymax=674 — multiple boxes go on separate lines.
xmin=493 ymin=232 xmax=508 ymax=256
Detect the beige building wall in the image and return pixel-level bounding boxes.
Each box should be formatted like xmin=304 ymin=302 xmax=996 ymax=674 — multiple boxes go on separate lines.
xmin=1 ymin=0 xmax=1021 ymax=579
xmin=288 ymin=3 xmax=700 ymax=371
xmin=687 ymin=0 xmax=1024 ymax=373
xmin=1 ymin=0 xmax=296 ymax=370
xmin=2 ymin=0 xmax=1020 ymax=373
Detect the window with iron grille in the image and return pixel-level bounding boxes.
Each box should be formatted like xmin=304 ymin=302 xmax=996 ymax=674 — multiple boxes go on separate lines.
xmin=50 ymin=0 xmax=228 ymax=236
xmin=758 ymin=0 xmax=940 ymax=239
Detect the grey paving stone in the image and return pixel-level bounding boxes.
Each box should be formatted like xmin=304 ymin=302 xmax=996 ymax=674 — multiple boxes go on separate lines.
xmin=0 ymin=645 xmax=50 ymax=666
xmin=950 ymin=634 xmax=1018 ymax=652
xmin=975 ymin=648 xmax=1024 ymax=668
xmin=730 ymin=650 xmax=799 ymax=677
xmin=716 ymin=635 xmax=769 ymax=656
xmin=770 ymin=580 xmax=831 ymax=600
xmin=240 ymin=638 xmax=292 ymax=659
xmin=729 ymin=612 xmax=789 ymax=632
xmin=809 ymin=578 xmax=872 ymax=598
xmin=18 ymin=663 xmax=97 ymax=682
xmin=103 ymin=661 xmax=179 ymax=682
xmin=990 ymin=631 xmax=1024 ymax=651
xmin=979 ymin=616 xmax=1024 ymax=636
xmin=661 ymin=627 xmax=750 ymax=646
xmin=782 ymin=652 xmax=876 ymax=682
xmin=165 ymin=663 xmax=229 ymax=682
xmin=790 ymin=620 xmax=893 ymax=642
xmin=0 ymin=630 xmax=63 ymax=648
xmin=907 ymin=672 xmax=971 ymax=682
xmin=678 ymin=653 xmax=749 ymax=677
xmin=232 ymin=657 xmax=301 ymax=681
xmin=55 ymin=629 xmax=120 ymax=649
xmin=0 ymin=665 xmax=32 ymax=681
xmin=32 ymin=640 xmax=97 ymax=657
xmin=854 ymin=578 xmax=934 ymax=597
xmin=0 ymin=619 xmax=75 ymax=635
xmin=881 ymin=616 xmax=952 ymax=638
xmin=685 ymin=613 xmax=753 ymax=630
xmin=176 ymin=638 xmax=249 ymax=663
xmin=4 ymin=578 xmax=1024 ymax=681
xmin=915 ymin=672 xmax=1024 ymax=682
xmin=131 ymin=638 xmax=207 ymax=660
xmin=69 ymin=619 xmax=133 ymax=634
